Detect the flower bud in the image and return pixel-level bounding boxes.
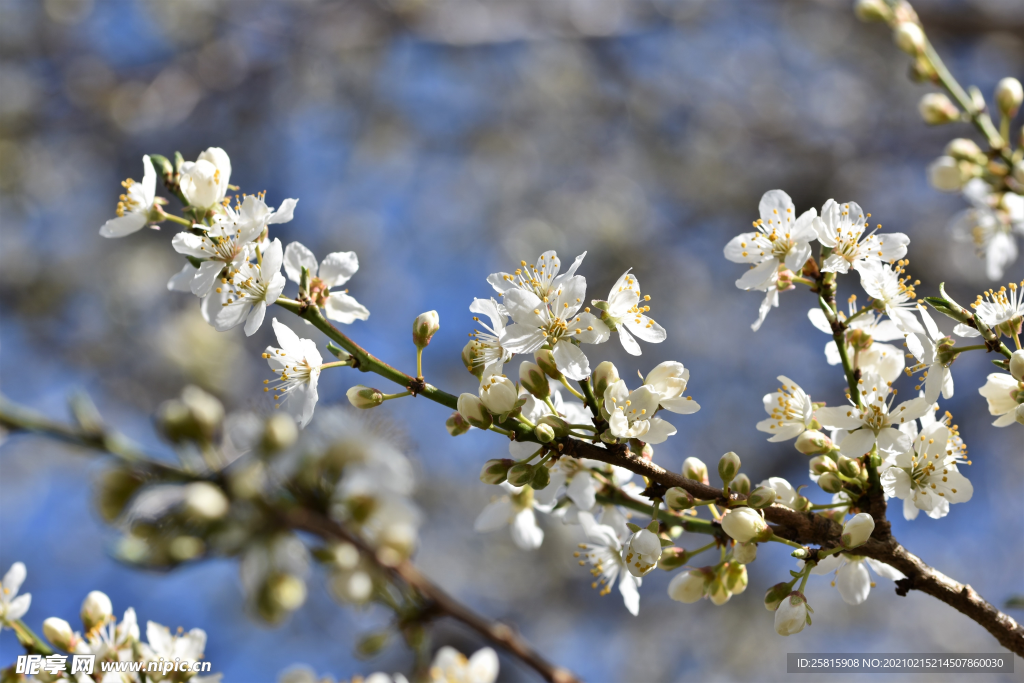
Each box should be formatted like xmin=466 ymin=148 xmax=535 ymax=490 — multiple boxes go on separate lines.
xmin=530 ymin=464 xmax=551 ymax=490
xmin=730 ymin=473 xmax=751 ymax=495
xmin=707 ymin=577 xmax=731 ymax=606
xmin=837 ymin=456 xmax=862 ymax=479
xmin=733 ymin=542 xmax=757 ymax=564
xmin=682 ymin=457 xmax=708 ymax=485
xmin=1016 ymin=403 xmax=1024 ymax=426
xmin=854 ymin=0 xmax=891 ymax=22
xmin=718 ymin=451 xmax=741 ymax=484
xmin=667 ymin=569 xmax=707 ymax=603
xmin=43 ymin=617 xmax=76 ymax=651
xmin=411 ymin=310 xmax=440 ymax=349
xmin=817 ymin=471 xmax=843 ymax=494
xmin=624 ymin=529 xmax=662 ymax=577
xmin=658 ymin=547 xmax=689 ymax=571
xmin=919 ymin=93 xmax=960 ymax=125
xmin=724 ymin=562 xmax=748 ymax=594
xmin=506 ymin=463 xmax=534 ymax=487
xmin=263 ymin=413 xmax=298 ymax=452
xmin=665 ymin=487 xmax=695 ymax=510
xmin=1010 ymin=349 xmax=1024 ymax=382
xmin=591 ymin=361 xmax=619 ymax=398
xmin=809 ymin=455 xmax=838 ymax=476
xmin=180 ymin=159 xmax=223 ymax=211
xmin=519 ymin=361 xmax=549 ymax=398
xmin=927 ymin=156 xmax=967 ymax=192
xmin=480 ymin=459 xmax=513 ymax=485
xmin=329 ymin=569 xmax=373 ymax=605
xmin=945 ymin=138 xmax=985 ymax=163
xmin=81 ymin=591 xmax=113 ymax=632
xmin=182 ymin=482 xmax=230 ymax=521
xmin=479 ymin=373 xmax=519 ymax=415
xmin=795 ymin=429 xmax=833 ymax=456
xmin=721 ymin=508 xmax=770 ymax=543
xmin=746 ymin=486 xmax=776 ymax=510
xmin=774 ymin=592 xmax=810 ymax=636
xmin=457 ymin=393 xmax=492 ymax=430
xmin=995 ymin=77 xmax=1023 ymax=119
xmin=764 ymin=582 xmax=791 ymax=611
xmin=842 ymin=512 xmax=875 ymax=549
xmin=462 ymin=341 xmax=485 ymax=379
xmin=894 ymin=22 xmax=926 ymax=56
xmin=347 ymin=385 xmax=384 ymax=409
xmin=537 ymin=414 xmax=570 ymax=438
xmin=792 ymin=495 xmax=812 ymax=512
xmin=534 ymin=349 xmax=562 ymax=380
xmin=534 ymin=423 xmax=556 ymax=443
xmin=445 ymin=411 xmax=471 ymax=436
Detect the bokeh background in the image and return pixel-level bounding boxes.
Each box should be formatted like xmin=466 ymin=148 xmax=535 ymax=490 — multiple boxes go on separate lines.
xmin=1 ymin=0 xmax=1023 ymax=681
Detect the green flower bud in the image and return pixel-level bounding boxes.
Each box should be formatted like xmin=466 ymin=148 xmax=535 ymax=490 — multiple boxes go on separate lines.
xmin=764 ymin=582 xmax=791 ymax=612
xmin=682 ymin=457 xmax=708 ymax=485
xmin=721 ymin=508 xmax=770 ymax=543
xmin=462 ymin=341 xmax=485 ymax=379
xmin=537 ymin=414 xmax=570 ymax=438
xmin=809 ymin=455 xmax=838 ymax=476
xmin=918 ymin=92 xmax=960 ymax=125
xmin=733 ymin=542 xmax=757 ymax=564
xmin=995 ymin=77 xmax=1023 ymax=119
xmin=928 ymin=156 xmax=968 ymax=192
xmin=724 ymin=562 xmax=748 ymax=594
xmin=43 ymin=617 xmax=76 ymax=651
xmin=507 ymin=463 xmax=535 ymax=487
xmin=746 ymin=486 xmax=777 ymax=509
xmin=707 ymin=577 xmax=731 ymax=606
xmin=94 ymin=467 xmax=146 ymax=523
xmin=945 ymin=138 xmax=985 ymax=164
xmin=534 ymin=423 xmax=556 ymax=443
xmin=592 ymin=361 xmax=620 ymax=398
xmin=81 ymin=590 xmax=113 ymax=632
xmin=665 ymin=487 xmax=695 ymax=510
xmin=792 ymin=495 xmax=812 ymax=512
xmin=842 ymin=512 xmax=875 ymax=549
xmin=658 ymin=547 xmax=689 ymax=571
xmin=531 ymin=463 xmax=551 ymax=490
xmin=817 ymin=471 xmax=843 ymax=494
xmin=262 ymin=412 xmax=298 ymax=452
xmin=837 ymin=456 xmax=862 ymax=479
xmin=730 ymin=473 xmax=751 ymax=495
xmin=347 ymin=385 xmax=384 ymax=409
xmin=534 ymin=349 xmax=562 ymax=380
xmin=894 ymin=22 xmax=926 ymax=56
xmin=355 ymin=631 xmax=391 ymax=659
xmin=412 ymin=310 xmax=440 ymax=349
xmin=795 ymin=429 xmax=833 ymax=456
xmin=718 ymin=451 xmax=741 ymax=484
xmin=446 ymin=411 xmax=471 ymax=436
xmin=457 ymin=393 xmax=492 ymax=430
xmin=182 ymin=482 xmax=230 ymax=521
xmin=519 ymin=361 xmax=549 ymax=398
xmin=854 ymin=0 xmax=891 ymax=22
xmin=480 ymin=459 xmax=513 ymax=485
xmin=1010 ymin=349 xmax=1024 ymax=382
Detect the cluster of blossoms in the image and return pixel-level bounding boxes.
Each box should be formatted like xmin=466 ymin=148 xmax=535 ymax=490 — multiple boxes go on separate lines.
xmin=1 ymin=563 xmax=217 ymax=682
xmin=280 ymin=646 xmax=498 ymax=683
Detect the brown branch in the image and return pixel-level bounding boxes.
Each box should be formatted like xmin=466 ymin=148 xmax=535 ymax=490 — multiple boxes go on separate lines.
xmin=282 ymin=507 xmax=579 ymax=683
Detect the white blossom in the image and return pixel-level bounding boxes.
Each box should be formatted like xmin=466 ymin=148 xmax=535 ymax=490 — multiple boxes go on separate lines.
xmin=603 ymin=380 xmax=676 ymax=444
xmin=757 ymin=477 xmax=798 ymax=509
xmin=881 ymin=419 xmax=973 ymax=519
xmin=814 ymin=199 xmax=909 ymax=274
xmin=75 ymin=606 xmax=139 ymax=664
xmin=100 ymin=155 xmax=159 ymax=238
xmin=623 ymin=528 xmax=662 ymax=577
xmin=478 ymin=368 xmax=519 ymax=415
xmin=215 ymin=237 xmax=287 ymax=335
xmin=978 ymin=372 xmax=1023 ymax=428
xmin=643 ymin=361 xmax=700 ymax=414
xmin=755 ymin=376 xmax=815 ymax=442
xmin=179 ymin=147 xmax=231 ymax=211
xmin=953 ymin=281 xmax=1024 ymax=340
xmin=816 ymin=372 xmax=930 ymax=458
xmin=468 ymin=298 xmax=512 ymax=374
xmin=0 ymin=562 xmax=30 ymax=627
xmin=283 ymin=241 xmax=369 ymax=325
xmin=592 ymin=270 xmax=667 ymax=355
xmin=950 ymin=179 xmax=1024 ymax=280
xmin=575 ymin=512 xmax=640 ymax=616
xmin=724 ymin=189 xmax=817 ymax=290
xmin=807 ymin=303 xmax=906 ymax=383
xmin=810 ymin=553 xmax=904 ymax=605
xmin=905 ymin=305 xmax=954 ymax=404
xmin=429 ymin=646 xmax=499 ymax=683
xmin=774 ymin=592 xmax=809 ymax=636
xmin=263 ymin=318 xmax=323 ymax=428
xmin=487 ymin=250 xmax=586 ymax=300
xmin=473 ymin=483 xmax=547 ymax=550
xmin=857 ymin=260 xmax=924 ymax=335
xmin=141 ymin=620 xmax=208 ymax=681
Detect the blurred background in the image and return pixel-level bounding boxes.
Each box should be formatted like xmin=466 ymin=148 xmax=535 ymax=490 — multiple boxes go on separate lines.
xmin=1 ymin=0 xmax=1023 ymax=681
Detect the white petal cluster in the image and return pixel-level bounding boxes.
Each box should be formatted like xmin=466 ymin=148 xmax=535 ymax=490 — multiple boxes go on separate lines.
xmin=100 ymin=155 xmax=159 ymax=238
xmin=807 ymin=303 xmax=906 ymax=383
xmin=814 ymin=199 xmax=909 ymax=274
xmin=756 ymin=376 xmax=816 ymax=442
xmin=724 ymin=189 xmax=817 ymax=290
xmin=263 ymin=319 xmax=323 ymax=428
xmin=0 ymin=562 xmax=31 ymax=627
xmin=810 ymin=553 xmax=904 ymax=605
xmin=948 ymin=179 xmax=1024 ymax=280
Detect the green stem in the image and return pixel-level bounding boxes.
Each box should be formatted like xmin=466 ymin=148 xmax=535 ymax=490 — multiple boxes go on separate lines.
xmin=950 ymin=344 xmax=989 ymax=356
xmin=489 ymin=425 xmax=513 ymax=437
xmin=770 ymin=533 xmax=806 ymax=551
xmin=320 ymin=360 xmax=352 ymax=371
xmin=381 ymin=391 xmax=412 ymax=401
xmin=792 ymin=276 xmax=816 ymax=287
xmin=11 ymin=620 xmax=54 ymax=657
xmin=416 ymin=347 xmax=424 ymax=379
xmin=595 ymin=491 xmax=720 ymax=537
xmin=157 ymin=210 xmax=194 ymax=228
xmin=798 ymin=562 xmax=816 ymax=592
xmin=819 ymin=292 xmax=861 ymax=407
xmin=559 ymin=377 xmax=586 ymax=401
xmin=689 ymin=540 xmax=718 ymax=558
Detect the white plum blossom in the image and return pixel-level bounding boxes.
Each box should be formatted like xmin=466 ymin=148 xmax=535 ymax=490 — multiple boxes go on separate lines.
xmin=724 ymin=189 xmax=817 ymax=290
xmin=953 ymin=281 xmax=1024 ymax=340
xmin=774 ymin=592 xmax=810 ymax=636
xmin=478 ymin=367 xmax=519 ymax=415
xmin=757 ymin=477 xmax=798 ymax=508
xmin=807 ymin=302 xmax=906 ymax=383
xmin=533 ymin=458 xmax=598 ymax=514
xmin=592 ymin=270 xmax=667 ymax=356
xmin=215 ymin=237 xmax=287 ymax=335
xmin=643 ymin=361 xmax=700 ymax=414
xmin=0 ymin=562 xmax=30 ymax=627
xmin=750 ymin=266 xmax=789 ymax=331
xmin=499 ymin=262 xmax=608 ymax=381
xmin=429 ymin=646 xmax=499 ymax=683
xmin=75 ymin=607 xmax=139 ymax=663
xmin=814 ymin=199 xmax=909 ymax=274
xmin=468 ymin=298 xmax=512 ymax=373
xmin=950 ymin=179 xmax=1024 ymax=280
xmin=756 ymin=376 xmax=815 ymax=442
xmin=100 ymin=155 xmax=159 ymax=238
xmin=905 ymin=305 xmax=954 ymax=404
xmin=488 ymin=250 xmax=586 ymax=301
xmin=179 ymin=147 xmax=232 ymax=212
xmin=283 ymin=241 xmax=370 ymax=324
xmin=141 ymin=620 xmax=209 ymax=680
xmin=623 ymin=528 xmax=662 ymax=577
xmin=263 ymin=319 xmax=323 ymax=428
xmin=881 ymin=418 xmax=973 ymax=519
xmin=978 ymin=372 xmax=1023 ymax=428
xmin=575 ymin=512 xmax=641 ymax=616
xmin=810 ymin=553 xmax=904 ymax=605
xmin=815 ymin=372 xmax=931 ymax=458
xmin=474 ymin=483 xmax=548 ymax=550
xmin=857 ymin=259 xmax=924 ymax=335
xmin=603 ymin=379 xmax=676 ymax=444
